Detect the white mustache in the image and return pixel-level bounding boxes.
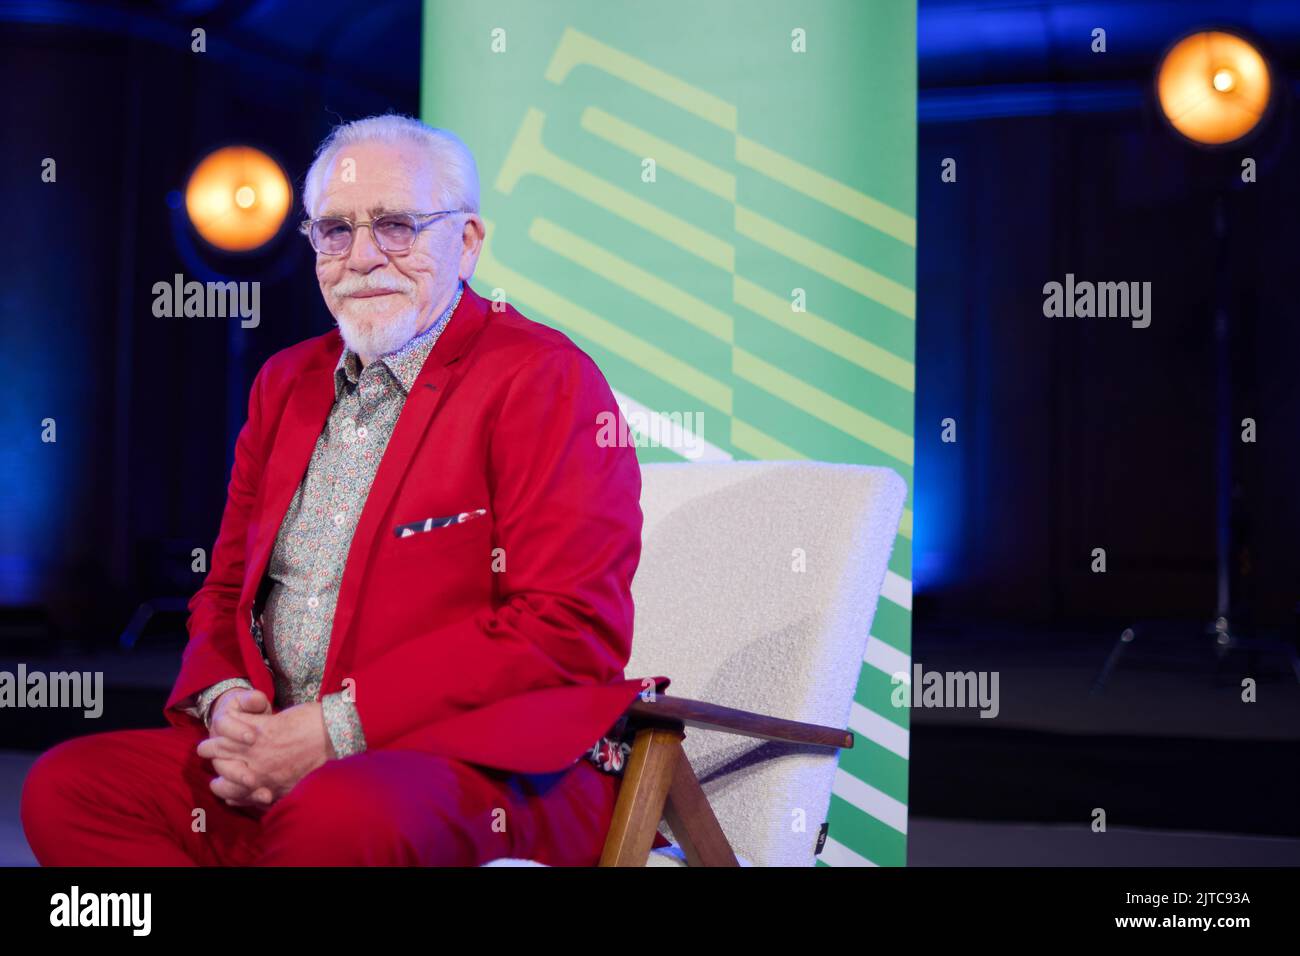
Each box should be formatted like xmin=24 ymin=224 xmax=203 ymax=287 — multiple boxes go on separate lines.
xmin=331 ymin=275 xmax=415 ymax=299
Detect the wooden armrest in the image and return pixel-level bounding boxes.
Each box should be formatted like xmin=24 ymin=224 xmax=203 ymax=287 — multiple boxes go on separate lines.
xmin=623 ymin=695 xmax=852 ymax=750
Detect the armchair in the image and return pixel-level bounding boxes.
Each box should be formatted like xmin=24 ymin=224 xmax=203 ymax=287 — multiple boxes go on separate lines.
xmin=486 ymin=460 xmax=907 ymax=867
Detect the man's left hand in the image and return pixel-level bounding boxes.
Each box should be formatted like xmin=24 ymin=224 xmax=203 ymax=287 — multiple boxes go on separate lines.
xmin=197 ymin=701 xmax=335 ymax=808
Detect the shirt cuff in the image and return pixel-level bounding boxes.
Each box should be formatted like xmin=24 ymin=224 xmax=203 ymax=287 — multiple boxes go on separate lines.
xmin=195 ymin=678 xmax=255 ymax=729
xmin=321 ymin=690 xmax=367 ymax=759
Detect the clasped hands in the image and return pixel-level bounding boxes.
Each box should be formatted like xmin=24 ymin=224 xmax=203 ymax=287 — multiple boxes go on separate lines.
xmin=196 ymin=688 xmax=335 ymax=809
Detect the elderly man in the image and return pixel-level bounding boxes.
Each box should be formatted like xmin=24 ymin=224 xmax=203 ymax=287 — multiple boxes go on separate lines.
xmin=21 ymin=114 xmax=666 ymax=866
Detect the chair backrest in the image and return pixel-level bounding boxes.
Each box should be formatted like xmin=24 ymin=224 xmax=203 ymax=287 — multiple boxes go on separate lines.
xmin=628 ymin=460 xmax=906 ymax=867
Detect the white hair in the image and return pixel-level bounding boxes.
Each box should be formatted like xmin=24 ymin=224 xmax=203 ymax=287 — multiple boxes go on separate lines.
xmin=302 ymin=113 xmax=480 ymax=218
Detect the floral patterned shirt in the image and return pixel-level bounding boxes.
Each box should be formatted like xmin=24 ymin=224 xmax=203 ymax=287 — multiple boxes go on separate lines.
xmin=185 ymin=281 xmax=628 ymax=775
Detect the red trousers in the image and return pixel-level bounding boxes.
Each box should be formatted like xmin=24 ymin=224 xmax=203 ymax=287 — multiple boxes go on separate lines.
xmin=20 ymin=725 xmax=619 ymax=866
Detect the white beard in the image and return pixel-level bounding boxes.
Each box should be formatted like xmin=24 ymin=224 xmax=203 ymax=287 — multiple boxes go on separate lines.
xmin=333 ymin=295 xmax=424 ymax=360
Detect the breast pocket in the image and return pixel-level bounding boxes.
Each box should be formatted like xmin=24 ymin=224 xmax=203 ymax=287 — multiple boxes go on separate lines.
xmin=370 ymin=508 xmax=497 ymax=636
xmin=386 ymin=509 xmax=494 ymax=559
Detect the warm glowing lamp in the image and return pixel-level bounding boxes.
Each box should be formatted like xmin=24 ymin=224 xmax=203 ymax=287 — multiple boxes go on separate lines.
xmin=1144 ymin=32 xmax=1276 ymax=655
xmin=1156 ymin=31 xmax=1270 ymax=145
xmin=185 ymin=146 xmax=292 ymax=251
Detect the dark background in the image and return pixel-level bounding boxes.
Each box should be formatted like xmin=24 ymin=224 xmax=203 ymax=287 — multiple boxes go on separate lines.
xmin=1 ymin=0 xmax=1298 ymax=857
xmin=1 ymin=1 xmax=421 ymax=642
xmin=915 ymin=0 xmax=1300 ymax=631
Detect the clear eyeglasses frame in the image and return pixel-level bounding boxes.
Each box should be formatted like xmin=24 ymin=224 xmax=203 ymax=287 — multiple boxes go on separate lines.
xmin=298 ymin=209 xmax=470 ymax=256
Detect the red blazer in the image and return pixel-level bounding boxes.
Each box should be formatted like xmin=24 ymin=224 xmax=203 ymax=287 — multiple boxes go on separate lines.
xmin=165 ymin=282 xmax=669 ymax=773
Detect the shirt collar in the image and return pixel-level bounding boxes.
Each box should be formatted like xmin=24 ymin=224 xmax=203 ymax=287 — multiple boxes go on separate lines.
xmin=334 ymin=280 xmax=464 ymax=399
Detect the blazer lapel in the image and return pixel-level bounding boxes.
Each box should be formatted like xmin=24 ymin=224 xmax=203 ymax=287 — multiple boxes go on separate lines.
xmin=240 ymin=338 xmax=340 ymax=622
xmin=320 ymin=283 xmax=492 ymax=691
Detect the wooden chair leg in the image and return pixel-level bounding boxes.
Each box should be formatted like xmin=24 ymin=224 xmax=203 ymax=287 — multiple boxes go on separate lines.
xmin=599 ymin=725 xmax=682 ymax=866
xmin=663 ymin=751 xmax=740 ymax=867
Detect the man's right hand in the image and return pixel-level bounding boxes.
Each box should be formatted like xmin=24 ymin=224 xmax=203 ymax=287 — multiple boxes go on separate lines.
xmin=206 ymin=688 xmax=274 ymax=807
xmin=210 ymin=687 xmax=271 ymax=742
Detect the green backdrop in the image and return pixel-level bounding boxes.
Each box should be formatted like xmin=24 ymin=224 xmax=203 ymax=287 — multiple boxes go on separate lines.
xmin=421 ymin=0 xmax=916 ymax=866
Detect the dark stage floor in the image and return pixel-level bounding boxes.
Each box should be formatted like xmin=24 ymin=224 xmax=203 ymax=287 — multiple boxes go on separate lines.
xmin=2 ymin=618 xmax=1298 ymax=866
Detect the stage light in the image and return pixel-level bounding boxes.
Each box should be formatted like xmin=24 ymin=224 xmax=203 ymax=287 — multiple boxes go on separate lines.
xmin=1156 ymin=31 xmax=1270 ymax=146
xmin=184 ymin=146 xmax=292 ymax=252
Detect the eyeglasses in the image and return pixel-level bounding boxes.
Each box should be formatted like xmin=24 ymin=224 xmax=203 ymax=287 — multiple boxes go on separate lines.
xmin=298 ymin=209 xmax=468 ymax=256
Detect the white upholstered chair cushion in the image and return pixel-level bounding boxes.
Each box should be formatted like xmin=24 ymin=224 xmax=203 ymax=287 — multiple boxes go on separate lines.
xmin=481 ymin=460 xmax=907 ymax=867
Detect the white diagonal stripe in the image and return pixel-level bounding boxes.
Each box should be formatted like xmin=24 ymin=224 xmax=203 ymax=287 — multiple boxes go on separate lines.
xmin=833 ymin=766 xmax=909 ymax=834
xmin=849 ymin=701 xmax=909 ymax=759
xmin=864 ymin=636 xmax=910 ymax=682
xmin=611 ymin=388 xmax=732 ymax=461
xmin=880 ymin=570 xmax=911 ymax=610
xmin=817 ymin=835 xmax=878 ymax=867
